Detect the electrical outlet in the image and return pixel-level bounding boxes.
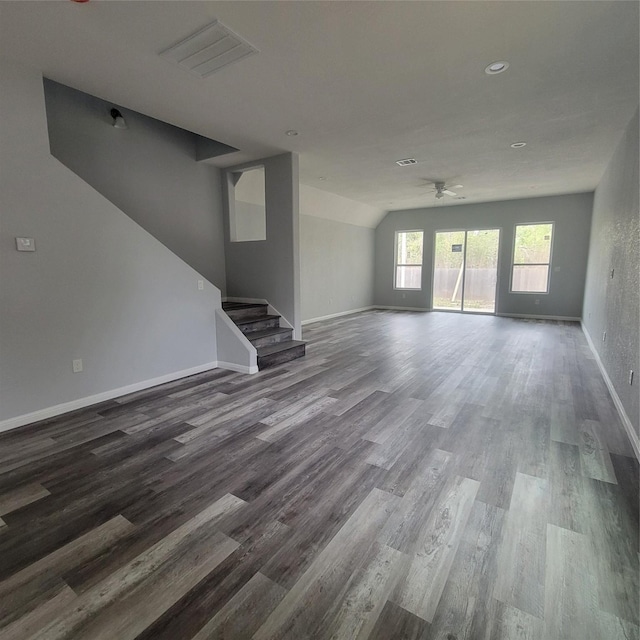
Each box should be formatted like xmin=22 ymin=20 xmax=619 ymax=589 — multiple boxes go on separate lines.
xmin=197 ymin=280 xmax=204 ymax=290
xmin=629 ymin=370 xmax=634 ymax=385
xmin=72 ymin=359 xmax=83 ymax=373
xmin=534 ymin=299 xmax=540 ymax=305
xmin=602 ymin=331 xmax=607 ymax=342
xmin=610 ymin=268 xmax=615 ymax=279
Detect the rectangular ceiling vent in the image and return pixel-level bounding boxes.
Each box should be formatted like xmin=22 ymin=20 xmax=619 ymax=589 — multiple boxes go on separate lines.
xmin=160 ymin=20 xmax=258 ymax=78
xmin=396 ymin=158 xmax=417 ymax=166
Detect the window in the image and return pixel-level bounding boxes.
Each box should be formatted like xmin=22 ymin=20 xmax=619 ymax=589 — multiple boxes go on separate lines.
xmin=395 ymin=230 xmax=423 ymax=289
xmin=511 ymin=223 xmax=553 ymax=293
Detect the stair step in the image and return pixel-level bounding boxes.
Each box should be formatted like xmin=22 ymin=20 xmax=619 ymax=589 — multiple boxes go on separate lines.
xmin=257 ymin=340 xmax=306 ymax=370
xmin=223 ymin=302 xmax=269 ymax=321
xmin=234 ymin=314 xmax=281 ymax=335
xmin=223 ymin=299 xmax=306 ymax=370
xmin=247 ymin=327 xmax=293 ymax=349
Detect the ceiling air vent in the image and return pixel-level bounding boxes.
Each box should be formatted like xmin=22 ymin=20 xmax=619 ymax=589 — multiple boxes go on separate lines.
xmin=160 ymin=20 xmax=259 ymax=78
xmin=396 ymin=158 xmax=417 ymax=166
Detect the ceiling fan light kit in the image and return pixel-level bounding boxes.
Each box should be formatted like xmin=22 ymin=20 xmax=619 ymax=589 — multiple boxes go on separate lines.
xmin=432 ymin=181 xmax=463 ymax=200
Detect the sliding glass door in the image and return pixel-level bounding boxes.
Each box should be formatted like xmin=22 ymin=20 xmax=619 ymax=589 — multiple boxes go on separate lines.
xmin=433 ymin=229 xmax=500 ymax=314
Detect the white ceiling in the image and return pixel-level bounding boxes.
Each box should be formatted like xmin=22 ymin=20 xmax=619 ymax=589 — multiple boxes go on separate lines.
xmin=1 ymin=1 xmax=638 ymax=217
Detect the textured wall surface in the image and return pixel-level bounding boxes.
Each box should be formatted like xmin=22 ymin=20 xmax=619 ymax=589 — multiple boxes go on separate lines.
xmin=583 ymin=109 xmax=639 ymax=438
xmin=374 ymin=193 xmax=593 ymax=319
xmin=300 ymin=215 xmax=375 ymax=322
xmin=43 ymin=79 xmax=227 ymax=291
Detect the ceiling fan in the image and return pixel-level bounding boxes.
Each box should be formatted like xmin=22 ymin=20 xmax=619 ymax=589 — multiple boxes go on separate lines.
xmin=427 ymin=181 xmax=464 ymax=199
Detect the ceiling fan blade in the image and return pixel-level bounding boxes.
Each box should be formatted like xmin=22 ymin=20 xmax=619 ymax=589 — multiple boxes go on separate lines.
xmin=449 ymin=184 xmax=463 ymax=190
xmin=442 ymin=189 xmax=458 ymax=197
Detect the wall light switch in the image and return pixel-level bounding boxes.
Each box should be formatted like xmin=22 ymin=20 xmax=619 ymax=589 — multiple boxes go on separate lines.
xmin=197 ymin=280 xmax=204 ymax=290
xmin=602 ymin=331 xmax=607 ymax=342
xmin=16 ymin=237 xmax=36 ymax=252
xmin=72 ymin=359 xmax=83 ymax=373
xmin=629 ymin=370 xmax=634 ymax=386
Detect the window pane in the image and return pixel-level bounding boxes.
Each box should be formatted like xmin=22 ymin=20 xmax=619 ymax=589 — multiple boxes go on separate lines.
xmin=396 ymin=265 xmax=422 ymax=289
xmin=512 ymin=265 xmax=550 ymax=292
xmin=397 ymin=231 xmax=423 ymax=265
xmin=433 ymin=231 xmax=465 ymax=310
xmin=463 ymin=229 xmax=500 ymax=313
xmin=514 ymin=224 xmax=552 ymax=264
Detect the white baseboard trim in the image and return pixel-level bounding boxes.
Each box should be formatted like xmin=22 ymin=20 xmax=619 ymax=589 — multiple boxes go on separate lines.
xmin=217 ymin=361 xmax=259 ymax=375
xmin=581 ymin=324 xmax=639 ymax=460
xmin=266 ymin=302 xmax=293 ymax=332
xmin=498 ymin=313 xmax=581 ymax=322
xmin=374 ymin=305 xmax=430 ymax=312
xmin=0 ymin=361 xmax=219 ymax=434
xmin=302 ymin=306 xmax=375 ymax=325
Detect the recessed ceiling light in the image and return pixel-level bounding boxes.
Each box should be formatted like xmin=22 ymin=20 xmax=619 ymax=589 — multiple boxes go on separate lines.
xmin=285 ymin=130 xmax=298 ymax=136
xmin=510 ymin=141 xmax=527 ymax=148
xmin=396 ymin=158 xmax=417 ymax=166
xmin=485 ymin=61 xmax=509 ymax=75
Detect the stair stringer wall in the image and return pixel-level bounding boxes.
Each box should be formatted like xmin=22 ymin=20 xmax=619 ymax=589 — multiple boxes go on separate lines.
xmin=215 ymin=309 xmax=258 ymax=374
xmin=0 ymin=60 xmax=224 ymax=429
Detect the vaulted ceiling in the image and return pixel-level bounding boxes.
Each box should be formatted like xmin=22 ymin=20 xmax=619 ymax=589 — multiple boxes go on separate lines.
xmin=1 ymin=1 xmax=638 ymax=215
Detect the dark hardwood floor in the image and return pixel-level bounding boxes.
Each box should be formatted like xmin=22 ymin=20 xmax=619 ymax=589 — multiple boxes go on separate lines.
xmin=0 ymin=310 xmax=637 ymax=639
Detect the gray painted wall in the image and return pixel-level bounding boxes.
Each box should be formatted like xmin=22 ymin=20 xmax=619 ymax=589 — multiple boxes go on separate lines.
xmin=234 ymin=201 xmax=267 ymax=242
xmin=583 ymin=109 xmax=639 ymax=438
xmin=374 ymin=193 xmax=593 ymax=319
xmin=300 ymin=215 xmax=375 ymax=322
xmin=223 ymin=153 xmax=301 ymax=338
xmin=43 ymin=79 xmax=226 ymax=291
xmin=0 ymin=60 xmax=220 ymax=424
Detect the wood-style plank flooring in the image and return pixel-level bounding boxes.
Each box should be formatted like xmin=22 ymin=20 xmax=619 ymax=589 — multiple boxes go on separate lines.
xmin=0 ymin=310 xmax=637 ymax=639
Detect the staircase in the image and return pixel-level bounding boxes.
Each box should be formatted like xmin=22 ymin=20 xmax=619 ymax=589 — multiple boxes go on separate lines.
xmin=222 ymin=302 xmax=306 ymax=370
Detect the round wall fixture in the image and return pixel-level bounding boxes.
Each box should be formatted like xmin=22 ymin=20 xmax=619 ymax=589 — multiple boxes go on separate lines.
xmin=485 ymin=61 xmax=509 ymax=75
xmin=510 ymin=141 xmax=527 ymax=148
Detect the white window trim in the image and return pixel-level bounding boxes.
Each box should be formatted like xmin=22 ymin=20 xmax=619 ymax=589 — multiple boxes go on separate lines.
xmin=510 ymin=222 xmax=555 ymax=294
xmin=394 ymin=229 xmax=424 ymax=291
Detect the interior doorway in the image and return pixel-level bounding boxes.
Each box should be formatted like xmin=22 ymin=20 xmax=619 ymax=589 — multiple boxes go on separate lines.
xmin=433 ymin=229 xmax=500 ymax=314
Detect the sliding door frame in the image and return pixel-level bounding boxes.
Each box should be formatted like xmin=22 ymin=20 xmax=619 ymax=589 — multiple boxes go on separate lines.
xmin=432 ymin=226 xmax=502 ymax=315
